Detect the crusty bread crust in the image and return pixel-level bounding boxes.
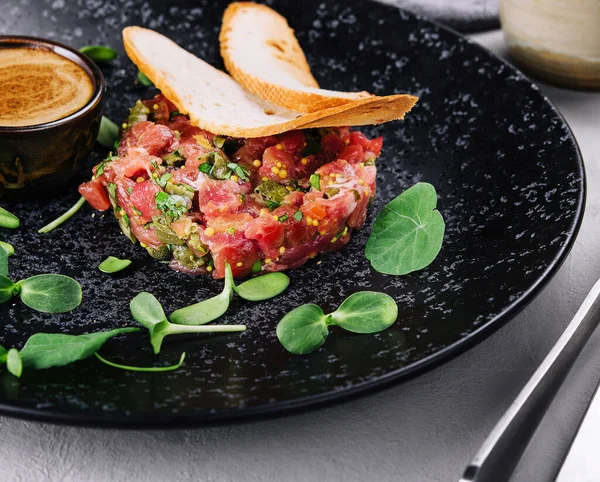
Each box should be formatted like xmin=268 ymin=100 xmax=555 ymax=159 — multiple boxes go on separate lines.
xmin=220 ymin=2 xmax=373 ymax=113
xmin=123 ymin=26 xmax=418 ymax=138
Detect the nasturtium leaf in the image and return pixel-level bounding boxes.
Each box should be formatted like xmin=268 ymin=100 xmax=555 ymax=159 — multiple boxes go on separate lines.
xmin=0 ymin=345 xmax=7 ymax=364
xmin=0 ymin=246 xmax=8 ymax=277
xmin=365 ymin=182 xmax=445 ymax=275
xmin=0 ymin=241 xmax=14 ymax=256
xmin=79 ymin=45 xmax=118 ymax=62
xmin=170 ymin=264 xmax=234 ymax=325
xmin=95 ymin=351 xmax=186 ymax=372
xmin=6 ymin=348 xmax=22 ymax=377
xmin=98 ymin=256 xmax=132 ymax=274
xmin=276 ymin=304 xmax=329 ymax=355
xmin=0 ymin=207 xmax=20 ymax=229
xmin=234 ymin=272 xmax=290 ymax=301
xmin=19 ymin=328 xmax=138 ymax=370
xmin=18 ymin=274 xmax=82 ymax=313
xmin=329 ymin=291 xmax=398 ymax=333
xmin=97 ymin=116 xmax=119 ymax=149
xmin=0 ymin=275 xmax=16 ymax=304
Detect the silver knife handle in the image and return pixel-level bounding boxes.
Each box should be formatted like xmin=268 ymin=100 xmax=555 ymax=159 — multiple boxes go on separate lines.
xmin=461 ymin=279 xmax=600 ymax=482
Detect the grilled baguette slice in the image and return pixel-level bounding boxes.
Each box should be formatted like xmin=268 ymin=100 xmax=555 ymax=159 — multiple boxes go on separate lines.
xmin=220 ymin=2 xmax=373 ymax=113
xmin=122 ymin=27 xmax=417 ymax=137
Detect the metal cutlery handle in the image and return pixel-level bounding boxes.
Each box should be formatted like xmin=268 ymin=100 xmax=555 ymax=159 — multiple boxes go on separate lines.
xmin=461 ymin=279 xmax=600 ymax=482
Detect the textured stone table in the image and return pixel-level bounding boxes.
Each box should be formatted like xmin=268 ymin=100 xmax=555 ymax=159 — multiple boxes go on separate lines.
xmin=1 ymin=26 xmax=600 ymax=482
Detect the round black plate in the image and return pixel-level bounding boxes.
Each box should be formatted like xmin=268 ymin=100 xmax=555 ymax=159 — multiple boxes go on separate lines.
xmin=0 ymin=0 xmax=584 ymax=427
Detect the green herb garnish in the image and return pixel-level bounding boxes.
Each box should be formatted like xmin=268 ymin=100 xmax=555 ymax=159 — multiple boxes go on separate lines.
xmin=276 ymin=291 xmax=398 ymax=354
xmin=0 ymin=241 xmax=13 ymax=256
xmin=227 ymin=162 xmax=250 ymax=182
xmin=0 ymin=207 xmax=19 ymax=229
xmin=137 ymin=71 xmax=153 ymax=87
xmin=309 ymin=174 xmax=321 ymax=191
xmin=17 ymin=274 xmax=82 ymax=313
xmin=255 ymin=180 xmax=288 ymax=204
xmin=155 ymin=191 xmax=188 ymax=221
xmin=94 ymin=351 xmax=185 ymax=372
xmin=265 ymin=200 xmax=281 ymax=211
xmin=38 ymin=196 xmax=86 ymax=234
xmin=98 ymin=256 xmax=132 ymax=274
xmin=278 ymin=213 xmax=289 ymax=222
xmin=6 ymin=348 xmax=22 ymax=378
xmin=130 ymin=291 xmax=245 ymax=354
xmin=18 ymin=328 xmax=137 ymax=372
xmin=79 ymin=45 xmax=118 ymax=62
xmin=251 ymin=259 xmax=262 ymax=274
xmin=293 ymin=210 xmax=303 ymax=222
xmin=156 ymin=173 xmax=172 ymax=188
xmin=199 ymin=162 xmax=212 ymax=175
xmin=97 ymin=116 xmax=119 ymax=149
xmin=365 ymin=182 xmax=445 ymax=275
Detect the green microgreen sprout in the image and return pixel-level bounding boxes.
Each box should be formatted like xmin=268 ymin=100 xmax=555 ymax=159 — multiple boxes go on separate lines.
xmin=276 ymin=291 xmax=398 ymax=355
xmin=98 ymin=256 xmax=132 ymax=274
xmin=130 ymin=291 xmax=245 ymax=354
xmin=3 ymin=328 xmax=138 ymax=377
xmin=0 ymin=207 xmax=20 ymax=229
xmin=79 ymin=45 xmax=118 ymax=62
xmin=38 ymin=196 xmax=87 ymax=234
xmin=0 ymin=241 xmax=14 ymax=256
xmin=94 ymin=351 xmax=185 ymax=372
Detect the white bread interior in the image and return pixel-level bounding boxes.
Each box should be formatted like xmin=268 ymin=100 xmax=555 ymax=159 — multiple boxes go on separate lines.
xmin=122 ymin=27 xmax=418 ymax=138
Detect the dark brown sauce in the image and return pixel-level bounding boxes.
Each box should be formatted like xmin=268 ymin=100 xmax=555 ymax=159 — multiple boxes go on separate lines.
xmin=0 ymin=47 xmax=94 ymax=127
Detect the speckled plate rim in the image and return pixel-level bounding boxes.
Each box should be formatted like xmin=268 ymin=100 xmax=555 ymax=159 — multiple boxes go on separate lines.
xmin=0 ymin=17 xmax=586 ymax=429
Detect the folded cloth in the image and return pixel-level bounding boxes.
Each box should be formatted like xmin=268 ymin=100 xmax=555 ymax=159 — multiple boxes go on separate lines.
xmin=374 ymin=0 xmax=499 ymax=33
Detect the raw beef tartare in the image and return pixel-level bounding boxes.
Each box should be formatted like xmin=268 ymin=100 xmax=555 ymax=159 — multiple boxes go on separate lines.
xmin=79 ymin=95 xmax=383 ymax=278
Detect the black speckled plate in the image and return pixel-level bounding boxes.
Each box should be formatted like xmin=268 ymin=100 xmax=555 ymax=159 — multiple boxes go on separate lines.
xmin=0 ymin=0 xmax=584 ymax=427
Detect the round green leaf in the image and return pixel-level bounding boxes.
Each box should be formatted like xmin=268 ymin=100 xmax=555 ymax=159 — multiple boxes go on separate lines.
xmin=79 ymin=45 xmax=118 ymax=62
xmin=329 ymin=291 xmax=398 ymax=334
xmin=98 ymin=256 xmax=132 ymax=273
xmin=365 ymin=182 xmax=445 ymax=275
xmin=276 ymin=304 xmax=329 ymax=355
xmin=234 ymin=272 xmax=290 ymax=301
xmin=0 ymin=274 xmax=16 ymax=304
xmin=0 ymin=207 xmax=19 ymax=229
xmin=18 ymin=274 xmax=82 ymax=313
xmin=6 ymin=348 xmax=22 ymax=378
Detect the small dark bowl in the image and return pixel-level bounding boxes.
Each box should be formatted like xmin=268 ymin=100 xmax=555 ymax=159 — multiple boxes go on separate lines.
xmin=0 ymin=36 xmax=104 ymax=197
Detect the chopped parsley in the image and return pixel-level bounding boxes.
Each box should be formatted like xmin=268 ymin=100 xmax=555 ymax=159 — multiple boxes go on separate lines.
xmin=227 ymin=162 xmax=250 ymax=182
xmin=265 ymin=200 xmax=281 ymax=211
xmin=309 ymin=174 xmax=321 ymax=191
xmin=156 ymin=173 xmax=172 ymax=188
xmin=155 ymin=191 xmax=188 ymax=221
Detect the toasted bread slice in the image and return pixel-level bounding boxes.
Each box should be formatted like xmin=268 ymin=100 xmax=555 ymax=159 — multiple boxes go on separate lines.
xmin=220 ymin=2 xmax=373 ymax=113
xmin=122 ymin=27 xmax=417 ymax=137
